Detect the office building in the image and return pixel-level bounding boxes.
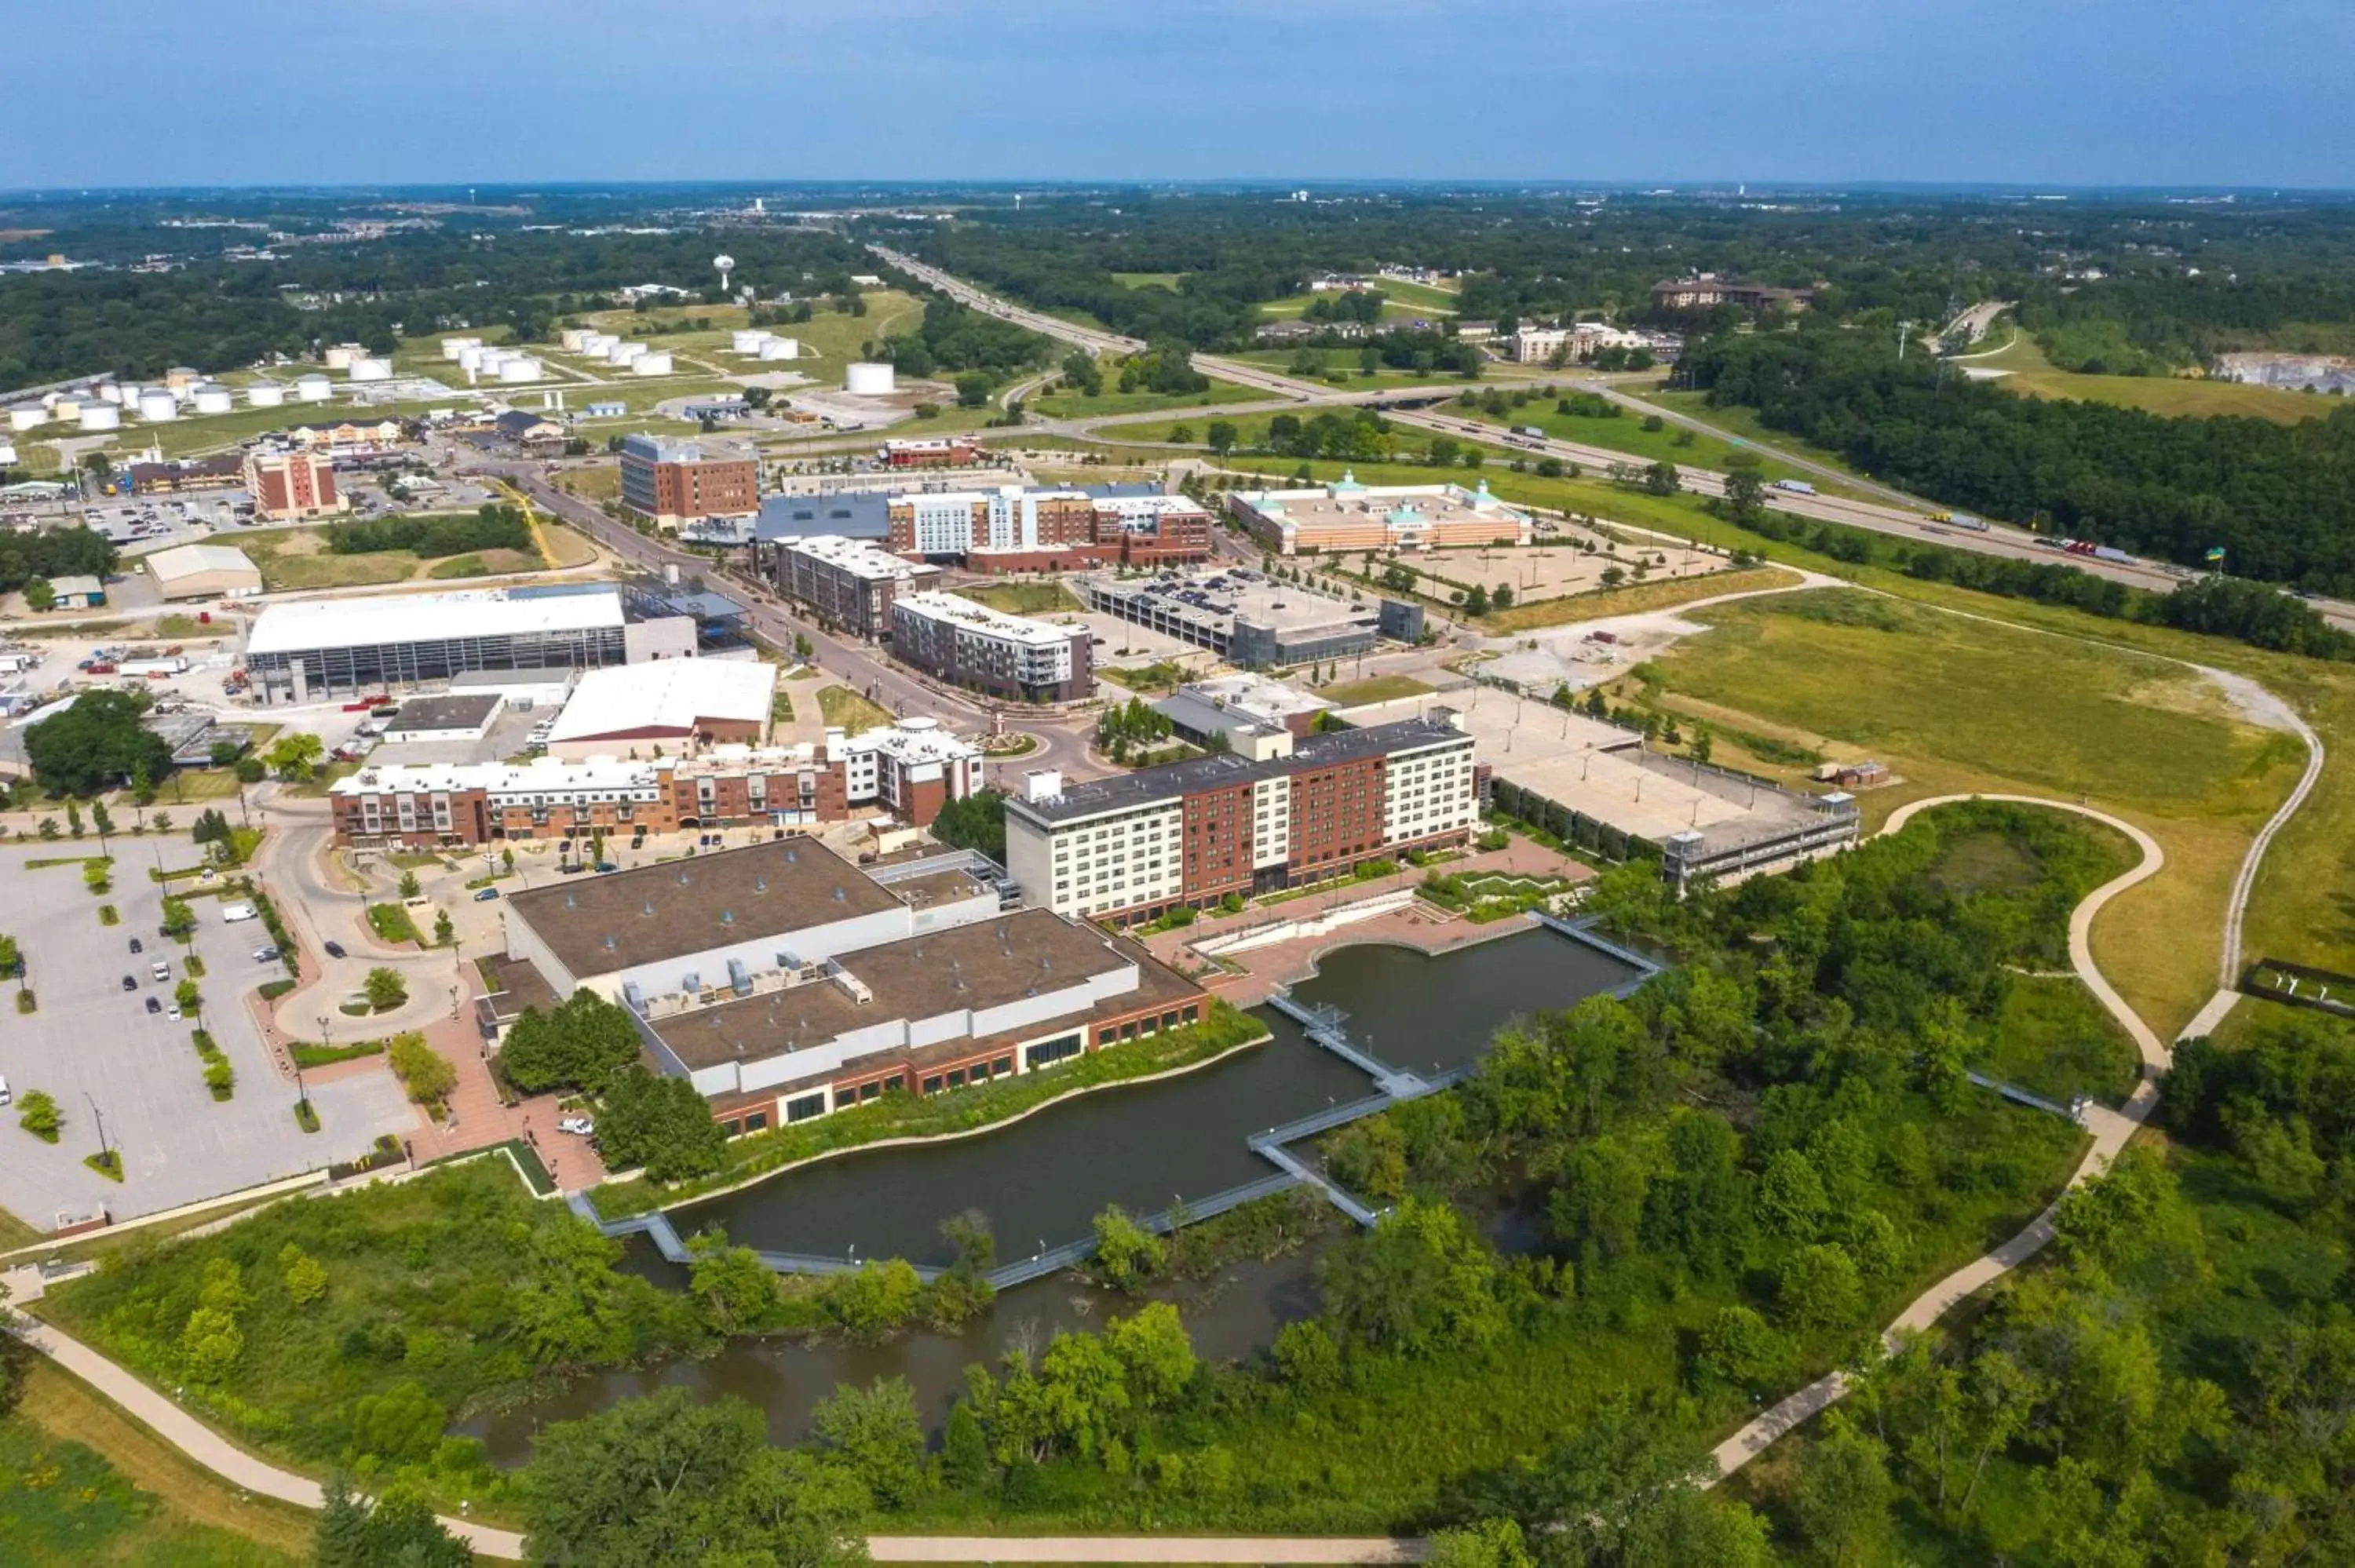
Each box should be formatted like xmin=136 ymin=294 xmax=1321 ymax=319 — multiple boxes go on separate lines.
xmin=1226 ymin=471 xmax=1529 ymax=556
xmin=881 ymin=436 xmax=981 ymax=469
xmin=1650 ymin=275 xmax=1816 ymax=312
xmin=771 ymin=534 xmax=940 ymax=639
xmin=1002 ymin=716 xmax=1478 ymax=923
xmin=619 ymin=433 xmax=759 ymax=529
xmin=327 ymin=717 xmax=985 ymax=847
xmin=890 ymin=589 xmax=1093 ymax=703
xmin=243 ymin=445 xmax=345 ymax=521
xmin=244 ymin=587 xmax=635 ymax=702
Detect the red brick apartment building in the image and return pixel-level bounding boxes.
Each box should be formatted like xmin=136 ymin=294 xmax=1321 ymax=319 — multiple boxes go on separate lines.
xmin=243 ymin=446 xmax=345 ymax=521
xmin=619 ymin=433 xmax=759 ymax=529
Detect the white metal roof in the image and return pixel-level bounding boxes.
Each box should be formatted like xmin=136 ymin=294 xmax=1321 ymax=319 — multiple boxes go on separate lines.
xmin=145 ymin=543 xmax=261 ymax=583
xmin=246 ymin=589 xmax=624 ymax=656
xmin=548 ymin=657 xmax=777 ymax=742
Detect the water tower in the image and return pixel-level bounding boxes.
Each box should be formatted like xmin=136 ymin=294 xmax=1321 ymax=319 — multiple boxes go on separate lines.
xmin=714 ymin=253 xmax=736 ymax=298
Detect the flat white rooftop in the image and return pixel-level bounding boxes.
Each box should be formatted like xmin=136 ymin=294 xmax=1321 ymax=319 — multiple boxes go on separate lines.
xmin=903 ymin=589 xmax=1075 ymax=648
xmin=550 ymin=658 xmax=778 ymax=742
xmin=785 ymin=534 xmax=937 ymax=583
xmin=246 ymin=589 xmax=625 ymax=656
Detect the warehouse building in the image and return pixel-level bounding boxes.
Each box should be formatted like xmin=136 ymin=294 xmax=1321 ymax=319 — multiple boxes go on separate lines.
xmin=619 ymin=433 xmax=759 ymax=530
xmin=379 ymin=692 xmax=506 ymax=745
xmin=328 ymin=717 xmax=986 ymax=847
xmin=769 ymin=534 xmax=940 ymax=640
xmin=890 ymin=589 xmax=1093 ymax=703
xmin=1079 ymin=566 xmax=1418 ymax=669
xmin=1003 ymin=716 xmax=1478 ymax=923
xmin=1227 ymin=472 xmax=1531 ymax=557
xmin=544 ymin=658 xmax=777 ymax=757
xmin=500 ymin=839 xmax=1206 ymax=1135
xmin=144 ymin=542 xmax=263 ymax=600
xmin=243 ymin=587 xmax=644 ymax=703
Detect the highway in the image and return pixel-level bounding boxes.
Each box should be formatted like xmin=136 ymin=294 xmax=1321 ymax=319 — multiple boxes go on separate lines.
xmin=874 ymin=246 xmax=2355 ymax=633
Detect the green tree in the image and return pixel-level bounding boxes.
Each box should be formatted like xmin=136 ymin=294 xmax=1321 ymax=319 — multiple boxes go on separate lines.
xmin=1425 ymin=1519 xmax=1534 ymax=1568
xmin=433 ymin=908 xmax=454 ymax=946
xmin=173 ymin=977 xmax=203 ymax=1017
xmin=364 ymin=967 xmax=408 ymax=1012
xmin=397 ymin=868 xmax=422 ymax=899
xmin=1104 ymin=1300 xmax=1196 ymax=1408
xmin=1319 ymin=1198 xmax=1506 ymax=1356
xmin=22 ymin=687 xmax=173 ymax=797
xmin=17 ymin=1088 xmax=61 ymax=1143
xmin=500 ymin=989 xmax=645 ymax=1094
xmin=1757 ymin=1147 xmax=1828 ymax=1238
xmin=24 ymin=578 xmax=55 ymax=611
xmin=280 ymin=1242 xmax=327 ymax=1306
xmin=265 ymin=731 xmax=326 ymax=782
xmin=1777 ymin=1242 xmax=1864 ymax=1329
xmin=1724 ymin=462 xmax=1765 ymax=523
xmin=1492 ymin=582 xmax=1515 ymax=609
xmin=1696 ymin=1304 xmax=1784 ymax=1391
xmin=827 ymin=1258 xmax=925 ymax=1344
xmin=941 ymin=1398 xmax=992 ymax=1489
xmin=686 ymin=1229 xmax=779 ymax=1333
xmin=1644 ymin=461 xmax=1681 ymax=496
xmin=1207 ymin=419 xmax=1239 ymax=457
xmin=159 ymin=895 xmax=196 ymax=944
xmin=596 ymin=1064 xmax=726 ymax=1183
xmin=1792 ymin=1415 xmax=1896 ymax=1566
xmin=811 ymin=1375 xmax=929 ymax=1508
xmin=1463 ymin=583 xmax=1491 ymax=616
xmin=1036 ymin=1328 xmax=1131 ymax=1461
xmin=1090 ymin=1204 xmax=1166 ymax=1292
xmin=388 ymin=1032 xmax=455 ymax=1104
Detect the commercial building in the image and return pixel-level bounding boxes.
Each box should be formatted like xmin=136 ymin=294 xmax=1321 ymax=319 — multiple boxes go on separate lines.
xmin=754 ymin=490 xmax=894 ymax=545
xmin=379 ymin=692 xmax=506 ymax=745
xmin=327 ymin=717 xmax=985 ymax=846
xmin=283 ymin=418 xmax=408 ymax=455
xmin=1510 ymin=323 xmax=1652 ymax=364
xmin=887 ymin=483 xmax=1214 ymax=571
xmin=890 ymin=589 xmax=1093 ymax=704
xmin=499 ymin=840 xmax=1207 ymax=1133
xmin=494 ymin=410 xmax=564 ymax=447
xmin=881 ymin=436 xmax=980 ymax=469
xmin=144 ymin=542 xmax=263 ymax=600
xmin=545 ymin=658 xmax=777 ymax=757
xmin=1079 ymin=565 xmax=1418 ymax=669
xmin=1002 ymin=716 xmax=1479 ymax=923
xmin=619 ymin=433 xmax=759 ymax=530
xmin=1650 ymin=275 xmax=1816 ymax=312
xmin=1154 ymin=673 xmax=1333 ymax=757
xmin=771 ymin=534 xmax=940 ymax=640
xmin=243 ymin=446 xmax=345 ymax=521
xmin=243 ymin=586 xmax=636 ymax=702
xmin=46 ymin=574 xmax=105 ymax=609
xmin=1227 ymin=472 xmax=1529 ymax=556
xmin=124 ymin=454 xmax=243 ymax=494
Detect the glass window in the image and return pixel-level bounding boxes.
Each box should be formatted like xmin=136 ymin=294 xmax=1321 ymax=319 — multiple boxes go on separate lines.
xmin=785 ymin=1093 xmax=825 ymax=1123
xmin=743 ymin=1111 xmax=769 ymax=1132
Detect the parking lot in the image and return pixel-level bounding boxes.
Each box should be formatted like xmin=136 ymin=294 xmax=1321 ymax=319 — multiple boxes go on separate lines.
xmin=0 ymin=841 xmax=414 ymax=1228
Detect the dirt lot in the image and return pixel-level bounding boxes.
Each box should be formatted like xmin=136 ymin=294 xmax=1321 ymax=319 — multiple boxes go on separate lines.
xmin=1403 ymin=538 xmax=1727 ymax=604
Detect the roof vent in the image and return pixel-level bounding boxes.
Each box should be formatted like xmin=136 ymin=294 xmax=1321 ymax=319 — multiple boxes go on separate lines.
xmin=754 ymin=877 xmax=767 ymax=894
xmin=602 ymin=934 xmax=618 ymax=952
xmin=641 ymin=898 xmax=655 ymax=917
xmin=720 ymin=909 xmax=735 ymax=926
xmin=832 ymin=886 xmax=845 ymax=902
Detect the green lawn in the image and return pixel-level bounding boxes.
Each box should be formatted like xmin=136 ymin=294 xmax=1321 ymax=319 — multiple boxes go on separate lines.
xmin=1109 ymin=271 xmax=1185 ymax=290
xmin=1255 ymin=291 xmax=1450 ymax=323
xmin=1948 ymin=321 xmax=2338 ymax=423
xmin=1218 ymin=349 xmax=1479 ymax=388
xmin=1364 ymin=276 xmax=1462 ymax=312
xmin=579 ymin=290 xmax=926 ymax=368
xmin=228 ymin=523 xmax=545 ymax=591
xmin=1314 ymin=673 xmax=1435 ymax=706
xmin=1634 ymin=387 xmax=1887 ymax=488
xmin=1978 ymin=973 xmax=2145 ymax=1107
xmin=953 ymin=580 xmax=1086 ymax=616
xmin=1447 ymin=392 xmax=1824 ymax=486
xmin=814 ymin=684 xmax=894 ymax=732
xmin=1030 ymin=380 xmax=1265 ymax=421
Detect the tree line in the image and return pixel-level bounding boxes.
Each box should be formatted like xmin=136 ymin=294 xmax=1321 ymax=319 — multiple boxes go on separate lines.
xmin=326 ymin=501 xmax=533 ymax=559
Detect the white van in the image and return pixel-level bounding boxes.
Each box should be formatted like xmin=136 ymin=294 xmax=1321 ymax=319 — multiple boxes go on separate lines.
xmin=221 ymin=902 xmax=257 ymax=923
xmin=0 ymin=1074 xmax=11 ymax=1107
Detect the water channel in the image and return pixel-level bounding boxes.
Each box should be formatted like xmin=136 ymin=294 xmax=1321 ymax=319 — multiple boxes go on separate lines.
xmin=464 ymin=924 xmax=1641 ymax=1460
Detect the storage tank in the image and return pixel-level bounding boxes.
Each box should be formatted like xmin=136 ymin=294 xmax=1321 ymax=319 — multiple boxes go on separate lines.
xmin=731 ymin=329 xmax=772 ymax=355
xmin=458 ymin=345 xmax=488 ymax=374
xmin=498 ymin=356 xmax=542 ymax=382
xmin=78 ymin=402 xmax=122 ymax=432
xmin=630 ymin=352 xmax=674 ymax=376
xmin=607 ymin=341 xmax=647 ymax=366
xmin=246 ymin=381 xmax=287 ymax=408
xmin=6 ymin=405 xmax=46 ymax=431
xmin=845 ymin=361 xmax=896 ymax=396
xmin=50 ymin=394 xmax=84 ymax=421
xmin=191 ymin=382 xmax=234 ymax=415
xmin=323 ymin=345 xmax=359 ymax=370
xmin=95 ymin=382 xmax=124 ymax=404
xmin=440 ymin=337 xmax=481 ymax=361
xmin=349 ymin=357 xmax=392 ymax=382
xmin=137 ymin=389 xmax=180 ymax=422
xmin=294 ymin=374 xmax=334 ymax=403
xmin=584 ymin=334 xmax=619 ymax=358
xmin=758 ymin=337 xmax=801 ymax=360
xmin=559 ymin=327 xmax=591 ymax=352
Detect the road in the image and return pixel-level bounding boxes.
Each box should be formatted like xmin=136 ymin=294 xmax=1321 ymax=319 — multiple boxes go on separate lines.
xmin=875 ymin=246 xmax=2355 ymax=633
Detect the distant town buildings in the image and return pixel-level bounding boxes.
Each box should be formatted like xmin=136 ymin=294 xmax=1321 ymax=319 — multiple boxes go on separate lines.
xmin=1650 ymin=274 xmax=1817 ymax=312
xmin=619 ymin=433 xmax=759 ymax=529
xmin=881 ymin=436 xmax=981 ymax=469
xmin=886 ymin=483 xmax=1213 ymax=571
xmin=1077 ymin=565 xmax=1419 ymax=670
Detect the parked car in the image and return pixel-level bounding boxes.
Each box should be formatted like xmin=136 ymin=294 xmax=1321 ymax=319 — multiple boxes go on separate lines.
xmin=323 ymin=941 xmax=347 ymax=959
xmin=558 ymin=1115 xmax=595 ymax=1136
xmin=473 ymin=887 xmax=501 ymax=902
xmin=0 ymin=1075 xmax=9 ymax=1107
xmin=144 ymin=997 xmax=161 ymax=1015
xmin=594 ymin=862 xmax=619 ymax=874
xmin=128 ymin=936 xmax=143 ymax=954
xmin=150 ymin=961 xmax=170 ymax=983
xmin=166 ymin=1005 xmax=181 ymax=1022
xmin=251 ymin=946 xmax=281 ymax=963
xmin=121 ymin=975 xmax=137 ymax=991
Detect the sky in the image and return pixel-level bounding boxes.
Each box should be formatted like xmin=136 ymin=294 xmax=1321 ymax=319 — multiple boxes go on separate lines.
xmin=5 ymin=0 xmax=2350 ymax=191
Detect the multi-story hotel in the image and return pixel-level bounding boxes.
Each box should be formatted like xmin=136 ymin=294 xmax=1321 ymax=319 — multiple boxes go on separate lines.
xmin=243 ymin=445 xmax=345 ymax=521
xmin=889 ymin=590 xmax=1093 ymax=703
xmin=619 ymin=433 xmax=760 ymax=529
xmin=1002 ymin=715 xmax=1480 ymax=923
xmin=327 ymin=717 xmax=985 ymax=846
xmin=889 ymin=484 xmax=1213 ymax=571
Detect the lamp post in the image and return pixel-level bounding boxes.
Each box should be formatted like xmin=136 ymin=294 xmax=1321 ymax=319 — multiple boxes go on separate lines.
xmin=83 ymin=1092 xmax=111 ymax=1175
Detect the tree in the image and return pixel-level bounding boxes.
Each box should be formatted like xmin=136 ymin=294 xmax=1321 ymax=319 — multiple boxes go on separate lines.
xmin=1463 ymin=584 xmax=1491 ymax=616
xmin=502 ymin=990 xmax=650 ymax=1095
xmin=23 ymin=578 xmax=54 ymax=612
xmin=364 ymin=967 xmax=408 ymax=1012
xmin=1724 ymin=464 xmax=1765 ymax=523
xmin=265 ymin=731 xmax=325 ymax=782
xmin=89 ymin=799 xmax=113 ymax=836
xmin=1492 ymin=582 xmax=1515 ymax=609
xmin=1169 ymin=422 xmax=1195 ymax=445
xmin=1644 ymin=461 xmax=1681 ymax=497
xmin=314 ymin=1474 xmax=470 ymax=1568
xmin=811 ymin=1376 xmax=928 ymax=1508
xmin=1207 ymin=420 xmax=1239 ymax=457
xmin=955 ymin=372 xmax=992 ymax=407
xmin=941 ymin=1398 xmax=992 ymax=1489
xmin=523 ymin=1387 xmax=867 ymax=1568
xmin=1426 ymin=1519 xmax=1534 ymax=1568
xmin=1696 ymin=1304 xmax=1784 ymax=1391
xmin=280 ymin=1242 xmax=327 ymax=1306
xmin=388 ymin=1032 xmax=455 ymax=1105
xmin=22 ymin=687 xmax=173 ymax=797
xmin=159 ymin=895 xmax=196 ymax=944
xmin=1791 ymin=1415 xmax=1895 ymax=1566
xmin=433 ymin=908 xmax=454 ymax=946
xmin=17 ymin=1088 xmax=61 ymax=1143
xmin=1091 ymin=1204 xmax=1165 ymax=1292
xmin=1319 ymin=1198 xmax=1506 ymax=1356
xmin=687 ymin=1229 xmax=779 ymax=1333
xmin=397 ymin=868 xmax=422 ymax=899
xmin=1104 ymin=1300 xmax=1196 ymax=1408
xmin=597 ymin=1065 xmax=726 ymax=1183
xmin=173 ymin=977 xmax=203 ymax=1018
xmin=929 ymin=788 xmax=1007 ymax=862
xmin=1777 ymin=1242 xmax=1864 ymax=1329
xmin=827 ymin=1259 xmax=925 ymax=1343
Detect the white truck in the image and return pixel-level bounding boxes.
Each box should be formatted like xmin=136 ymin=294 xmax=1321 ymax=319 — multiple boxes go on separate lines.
xmin=220 ymin=901 xmax=258 ymax=923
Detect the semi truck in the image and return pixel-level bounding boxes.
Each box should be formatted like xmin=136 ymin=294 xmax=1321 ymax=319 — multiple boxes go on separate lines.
xmin=119 ymin=656 xmax=189 ymax=678
xmin=1772 ymin=479 xmax=1817 ymax=496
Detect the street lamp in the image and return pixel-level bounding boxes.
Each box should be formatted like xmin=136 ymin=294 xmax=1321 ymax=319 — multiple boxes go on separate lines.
xmin=83 ymin=1092 xmax=111 ymax=1175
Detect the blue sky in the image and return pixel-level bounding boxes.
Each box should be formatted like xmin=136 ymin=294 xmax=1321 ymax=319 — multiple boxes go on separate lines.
xmin=5 ymin=0 xmax=2350 ymax=190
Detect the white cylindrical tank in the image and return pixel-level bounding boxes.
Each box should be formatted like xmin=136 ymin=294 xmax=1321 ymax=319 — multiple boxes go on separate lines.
xmin=559 ymin=327 xmax=591 ymax=352
xmin=758 ymin=337 xmax=801 ymax=360
xmin=731 ymin=329 xmax=772 ymax=354
xmin=607 ymin=341 xmax=647 ymax=366
xmin=323 ymin=344 xmax=359 ymax=370
xmin=192 ymin=382 xmax=234 ymax=415
xmin=137 ymin=389 xmax=181 ymax=422
xmin=845 ymin=361 xmax=896 ymax=396
xmin=440 ymin=337 xmax=480 ymax=361
xmin=78 ymin=402 xmax=122 ymax=432
xmin=498 ymin=357 xmax=542 ymax=382
xmin=458 ymin=345 xmax=488 ymax=373
xmin=294 ymin=374 xmax=334 ymax=403
xmin=96 ymin=382 xmax=124 ymax=404
xmin=246 ymin=381 xmax=287 ymax=408
xmin=6 ymin=406 xmax=45 ymax=431
xmin=630 ymin=352 xmax=674 ymax=376
xmin=349 ymin=357 xmax=392 ymax=382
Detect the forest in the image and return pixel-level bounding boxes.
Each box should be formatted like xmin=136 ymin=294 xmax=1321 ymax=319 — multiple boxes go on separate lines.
xmin=0 ymin=523 xmax=117 ymax=596
xmin=869 ymin=297 xmax=1057 ymax=382
xmin=1683 ymin=324 xmax=2355 ymax=594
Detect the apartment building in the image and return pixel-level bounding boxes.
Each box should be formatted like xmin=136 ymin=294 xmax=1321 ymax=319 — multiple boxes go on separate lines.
xmin=772 ymin=534 xmax=941 ymax=639
xmin=327 ymin=717 xmax=985 ymax=846
xmin=243 ymin=445 xmax=345 ymax=521
xmin=888 ymin=483 xmax=1214 ymax=571
xmin=890 ymin=590 xmax=1093 ymax=704
xmin=1002 ymin=716 xmax=1479 ymax=923
xmin=619 ymin=433 xmax=760 ymax=529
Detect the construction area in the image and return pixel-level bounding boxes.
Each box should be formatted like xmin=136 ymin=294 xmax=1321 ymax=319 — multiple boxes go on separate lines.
xmin=1400 ymin=538 xmax=1729 ymax=606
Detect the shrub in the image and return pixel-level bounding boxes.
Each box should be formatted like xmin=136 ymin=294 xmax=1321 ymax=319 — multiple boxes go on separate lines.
xmin=388 ymin=1032 xmax=455 ymax=1106
xmin=203 ymin=1057 xmax=235 ymax=1099
xmin=364 ymin=967 xmax=409 ymax=1012
xmin=18 ymin=1088 xmax=62 ymax=1143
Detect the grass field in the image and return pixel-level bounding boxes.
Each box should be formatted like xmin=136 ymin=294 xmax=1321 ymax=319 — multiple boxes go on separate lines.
xmin=1955 ymin=322 xmax=2338 ymax=423
xmin=1109 ymin=271 xmax=1185 ymax=290
xmin=953 ymin=580 xmax=1085 ymax=616
xmin=2 ymin=1366 xmax=304 ymax=1565
xmin=579 ymin=290 xmax=926 ymax=368
xmin=1480 ymin=563 xmax=1806 ymax=632
xmin=228 ymin=522 xmax=545 ymax=591
xmin=1981 ymin=972 xmax=2145 ymax=1107
xmin=1637 ymin=588 xmax=2308 ymax=1035
xmin=1031 ymin=380 xmax=1264 ymax=421
xmin=557 ymin=463 xmax=622 ymax=502
xmin=1218 ymin=349 xmax=1480 ymax=388
xmin=1444 ymin=394 xmax=1824 ymax=486
xmin=815 ymin=684 xmax=894 ymax=732
xmin=1315 ymin=673 xmax=1434 ymax=706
